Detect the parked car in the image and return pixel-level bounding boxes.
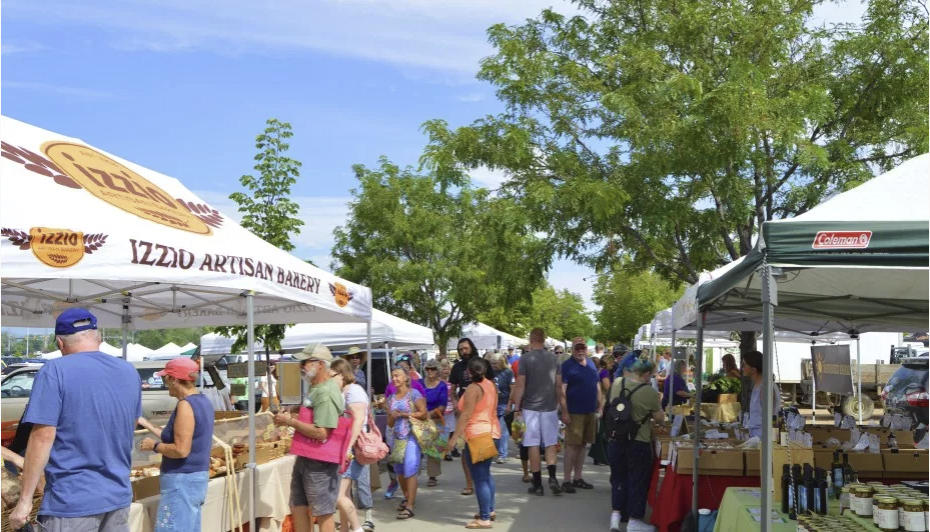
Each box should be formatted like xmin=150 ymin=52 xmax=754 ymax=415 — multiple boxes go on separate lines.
xmin=1 ymin=359 xmax=226 ymax=424
xmin=881 ymin=354 xmax=929 ymax=429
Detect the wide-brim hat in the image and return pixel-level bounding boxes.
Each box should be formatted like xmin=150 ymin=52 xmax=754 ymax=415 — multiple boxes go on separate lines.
xmin=341 ymin=346 xmax=368 ymax=366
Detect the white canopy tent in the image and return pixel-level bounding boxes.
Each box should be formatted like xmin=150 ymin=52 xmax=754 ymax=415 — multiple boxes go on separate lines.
xmin=448 ymin=322 xmax=525 ymax=351
xmin=41 ymin=341 xmax=124 ymax=359
xmin=0 ymin=116 xmax=373 ymax=530
xmin=200 ymin=308 xmax=435 ymax=355
xmin=153 ymin=341 xmax=183 ymax=355
xmin=179 ymin=342 xmax=196 ymax=351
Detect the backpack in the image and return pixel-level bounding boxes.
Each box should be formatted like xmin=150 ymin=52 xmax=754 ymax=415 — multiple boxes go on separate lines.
xmin=606 ymin=378 xmax=651 ymax=442
xmin=353 ymin=412 xmax=389 ymax=465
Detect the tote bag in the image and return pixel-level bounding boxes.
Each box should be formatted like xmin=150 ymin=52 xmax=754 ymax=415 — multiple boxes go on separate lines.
xmin=289 ymin=406 xmax=353 ymax=473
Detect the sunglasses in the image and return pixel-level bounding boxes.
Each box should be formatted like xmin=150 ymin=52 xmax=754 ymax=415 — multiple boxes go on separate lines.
xmin=425 ymin=367 xmax=438 ymax=371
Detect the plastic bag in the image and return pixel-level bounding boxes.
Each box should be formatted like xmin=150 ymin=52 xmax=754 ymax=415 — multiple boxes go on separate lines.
xmin=511 ymin=414 xmax=526 ymax=444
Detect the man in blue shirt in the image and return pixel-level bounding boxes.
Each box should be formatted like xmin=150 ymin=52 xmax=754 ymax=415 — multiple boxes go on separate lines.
xmin=9 ymin=308 xmax=142 ymax=531
xmin=559 ymin=336 xmax=604 ymax=494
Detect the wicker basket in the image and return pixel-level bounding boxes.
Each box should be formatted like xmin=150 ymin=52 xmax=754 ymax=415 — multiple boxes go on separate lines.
xmin=1 ymin=489 xmax=43 ymax=532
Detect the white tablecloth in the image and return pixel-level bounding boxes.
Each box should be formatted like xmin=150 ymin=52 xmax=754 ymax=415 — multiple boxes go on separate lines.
xmin=129 ymin=455 xmax=296 ymax=532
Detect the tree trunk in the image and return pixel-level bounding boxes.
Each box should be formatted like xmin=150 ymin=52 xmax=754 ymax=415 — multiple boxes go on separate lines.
xmin=739 ymin=331 xmax=758 ymax=417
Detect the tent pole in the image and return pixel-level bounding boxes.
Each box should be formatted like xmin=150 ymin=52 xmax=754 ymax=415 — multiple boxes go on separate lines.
xmin=668 ymin=326 xmax=677 ymax=416
xmin=366 ymin=321 xmax=372 ymax=398
xmin=121 ymin=298 xmax=130 ymax=361
xmin=856 ymin=334 xmax=862 ymax=425
xmin=246 ymin=292 xmax=256 ymax=532
xmin=385 ymin=342 xmax=391 ymax=385
xmin=761 ymin=265 xmax=777 ymax=532
xmin=691 ymin=311 xmax=704 ymax=524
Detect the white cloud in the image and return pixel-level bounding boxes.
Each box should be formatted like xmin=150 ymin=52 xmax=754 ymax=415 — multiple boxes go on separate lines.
xmin=811 ymin=0 xmax=868 ymax=25
xmin=457 ymin=93 xmax=486 ymax=103
xmin=3 ymin=0 xmax=576 ymax=75
xmin=1 ymin=40 xmax=45 ymax=54
xmin=467 ymin=166 xmax=509 ymax=189
xmin=1 ymin=81 xmax=113 ymax=99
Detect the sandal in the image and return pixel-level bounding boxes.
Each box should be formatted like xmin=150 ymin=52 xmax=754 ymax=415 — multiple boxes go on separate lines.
xmin=427 ymin=477 xmax=438 ymax=487
xmin=522 ymin=474 xmax=531 ymax=483
xmin=397 ymin=508 xmax=415 ymax=520
xmin=474 ymin=513 xmax=496 ymax=521
xmin=396 ymin=500 xmax=408 ymax=511
xmin=461 ymin=487 xmax=474 ymax=496
xmin=465 ymin=520 xmax=492 ymax=529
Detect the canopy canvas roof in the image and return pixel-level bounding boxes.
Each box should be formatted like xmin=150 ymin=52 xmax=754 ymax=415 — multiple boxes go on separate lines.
xmin=0 ymin=117 xmax=372 ymax=331
xmin=447 ymin=322 xmax=526 ymax=351
xmin=694 ymin=153 xmax=929 ymax=331
xmin=200 ymin=308 xmax=435 ymax=356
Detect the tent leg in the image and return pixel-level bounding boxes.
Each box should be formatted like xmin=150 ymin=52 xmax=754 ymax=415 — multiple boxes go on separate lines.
xmin=856 ymin=335 xmax=862 ymax=425
xmin=691 ymin=312 xmax=704 ymax=524
xmin=246 ymin=292 xmax=256 ymax=532
xmin=121 ymin=298 xmax=130 ymax=361
xmin=366 ymin=322 xmax=373 ymax=398
xmin=385 ymin=342 xmax=391 ymax=385
xmin=761 ymin=265 xmax=777 ymax=532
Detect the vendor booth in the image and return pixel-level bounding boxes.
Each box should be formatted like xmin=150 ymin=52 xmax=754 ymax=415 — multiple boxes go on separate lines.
xmin=656 ymin=154 xmax=930 ymax=531
xmin=0 ymin=116 xmax=374 ymax=531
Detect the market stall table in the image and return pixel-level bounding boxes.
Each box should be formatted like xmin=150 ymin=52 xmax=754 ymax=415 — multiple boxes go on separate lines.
xmin=713 ymin=487 xmax=881 ymax=532
xmin=649 ymin=462 xmax=761 ymax=532
xmin=129 ymin=455 xmax=296 ymax=532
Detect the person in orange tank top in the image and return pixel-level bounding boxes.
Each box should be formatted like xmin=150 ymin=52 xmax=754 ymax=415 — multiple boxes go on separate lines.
xmin=447 ymin=357 xmax=500 ymax=529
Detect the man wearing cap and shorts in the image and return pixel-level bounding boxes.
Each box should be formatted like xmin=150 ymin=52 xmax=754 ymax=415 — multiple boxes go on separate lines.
xmin=9 ymin=309 xmax=142 ymax=532
xmin=560 ymin=336 xmax=604 ymax=493
xmin=511 ymin=327 xmax=566 ymax=496
xmin=275 ymin=343 xmax=345 ymax=532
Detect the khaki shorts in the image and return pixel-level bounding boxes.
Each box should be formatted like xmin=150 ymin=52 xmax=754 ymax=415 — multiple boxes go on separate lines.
xmin=565 ymin=413 xmax=597 ymax=445
xmin=289 ymin=456 xmax=340 ymax=516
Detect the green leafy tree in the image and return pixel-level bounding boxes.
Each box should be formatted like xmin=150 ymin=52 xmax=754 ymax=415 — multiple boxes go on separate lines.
xmin=593 ymin=269 xmax=683 ymax=344
xmin=215 ymin=119 xmax=305 ymax=357
xmin=480 ymin=283 xmax=594 ymax=341
xmin=332 ymin=157 xmax=549 ymax=356
xmin=420 ymin=0 xmax=928 ymax=353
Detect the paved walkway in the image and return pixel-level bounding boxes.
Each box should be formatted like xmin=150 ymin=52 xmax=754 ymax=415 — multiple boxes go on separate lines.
xmin=365 ymin=451 xmax=613 ymax=532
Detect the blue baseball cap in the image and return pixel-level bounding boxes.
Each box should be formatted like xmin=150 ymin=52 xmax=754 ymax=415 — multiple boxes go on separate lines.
xmin=55 ymin=308 xmax=98 ymax=335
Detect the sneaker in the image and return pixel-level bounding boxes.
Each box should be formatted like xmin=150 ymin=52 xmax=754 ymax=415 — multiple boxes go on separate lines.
xmin=609 ymin=513 xmax=622 ymax=532
xmin=527 ymin=484 xmax=545 ymax=496
xmin=627 ymin=518 xmax=656 ymax=532
xmin=572 ymin=478 xmax=594 ymax=489
xmin=560 ymin=481 xmax=576 ymax=494
xmin=496 ymin=457 xmax=506 ymax=464
xmin=548 ymin=478 xmax=563 ymax=495
xmin=384 ymin=480 xmax=399 ymax=499
xmin=363 ymin=521 xmax=375 ymax=532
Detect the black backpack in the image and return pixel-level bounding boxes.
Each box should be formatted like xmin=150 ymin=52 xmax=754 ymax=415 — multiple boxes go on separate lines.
xmin=606 ymin=378 xmax=650 ymax=442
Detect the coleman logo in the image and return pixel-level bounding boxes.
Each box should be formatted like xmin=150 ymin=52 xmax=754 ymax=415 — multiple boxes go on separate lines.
xmin=812 ymin=231 xmax=872 ymax=249
xmin=330 ymin=282 xmax=354 ymax=308
xmin=0 ymin=141 xmax=223 ymax=234
xmin=2 ymin=227 xmax=108 ymax=268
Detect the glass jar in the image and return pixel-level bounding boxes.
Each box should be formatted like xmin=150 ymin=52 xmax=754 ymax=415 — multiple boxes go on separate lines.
xmin=901 ymin=499 xmax=926 ymax=532
xmin=839 ymin=486 xmax=852 ymax=514
xmin=876 ymin=496 xmax=900 ymax=531
xmin=873 ymin=493 xmax=884 ymax=526
xmin=923 ymin=499 xmax=929 ymax=532
xmin=853 ymin=486 xmax=875 ymax=517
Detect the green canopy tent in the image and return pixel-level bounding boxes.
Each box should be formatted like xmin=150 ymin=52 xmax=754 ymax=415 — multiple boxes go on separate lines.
xmin=678 ymin=153 xmax=930 ymax=531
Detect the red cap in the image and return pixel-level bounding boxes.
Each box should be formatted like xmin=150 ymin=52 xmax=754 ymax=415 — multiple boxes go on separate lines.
xmin=156 ymin=358 xmax=200 ymax=381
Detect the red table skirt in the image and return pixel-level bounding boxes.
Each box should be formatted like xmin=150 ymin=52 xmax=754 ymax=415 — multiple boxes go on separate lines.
xmin=649 ymin=463 xmax=760 ymax=532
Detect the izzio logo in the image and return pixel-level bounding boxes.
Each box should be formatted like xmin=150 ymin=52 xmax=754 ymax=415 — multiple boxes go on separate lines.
xmin=1 ymin=140 xmax=224 ymax=234
xmin=2 ymin=227 xmax=108 ymax=268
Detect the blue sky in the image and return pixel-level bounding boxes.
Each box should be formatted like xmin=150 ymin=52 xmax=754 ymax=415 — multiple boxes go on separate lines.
xmin=1 ymin=0 xmax=865 ymax=337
